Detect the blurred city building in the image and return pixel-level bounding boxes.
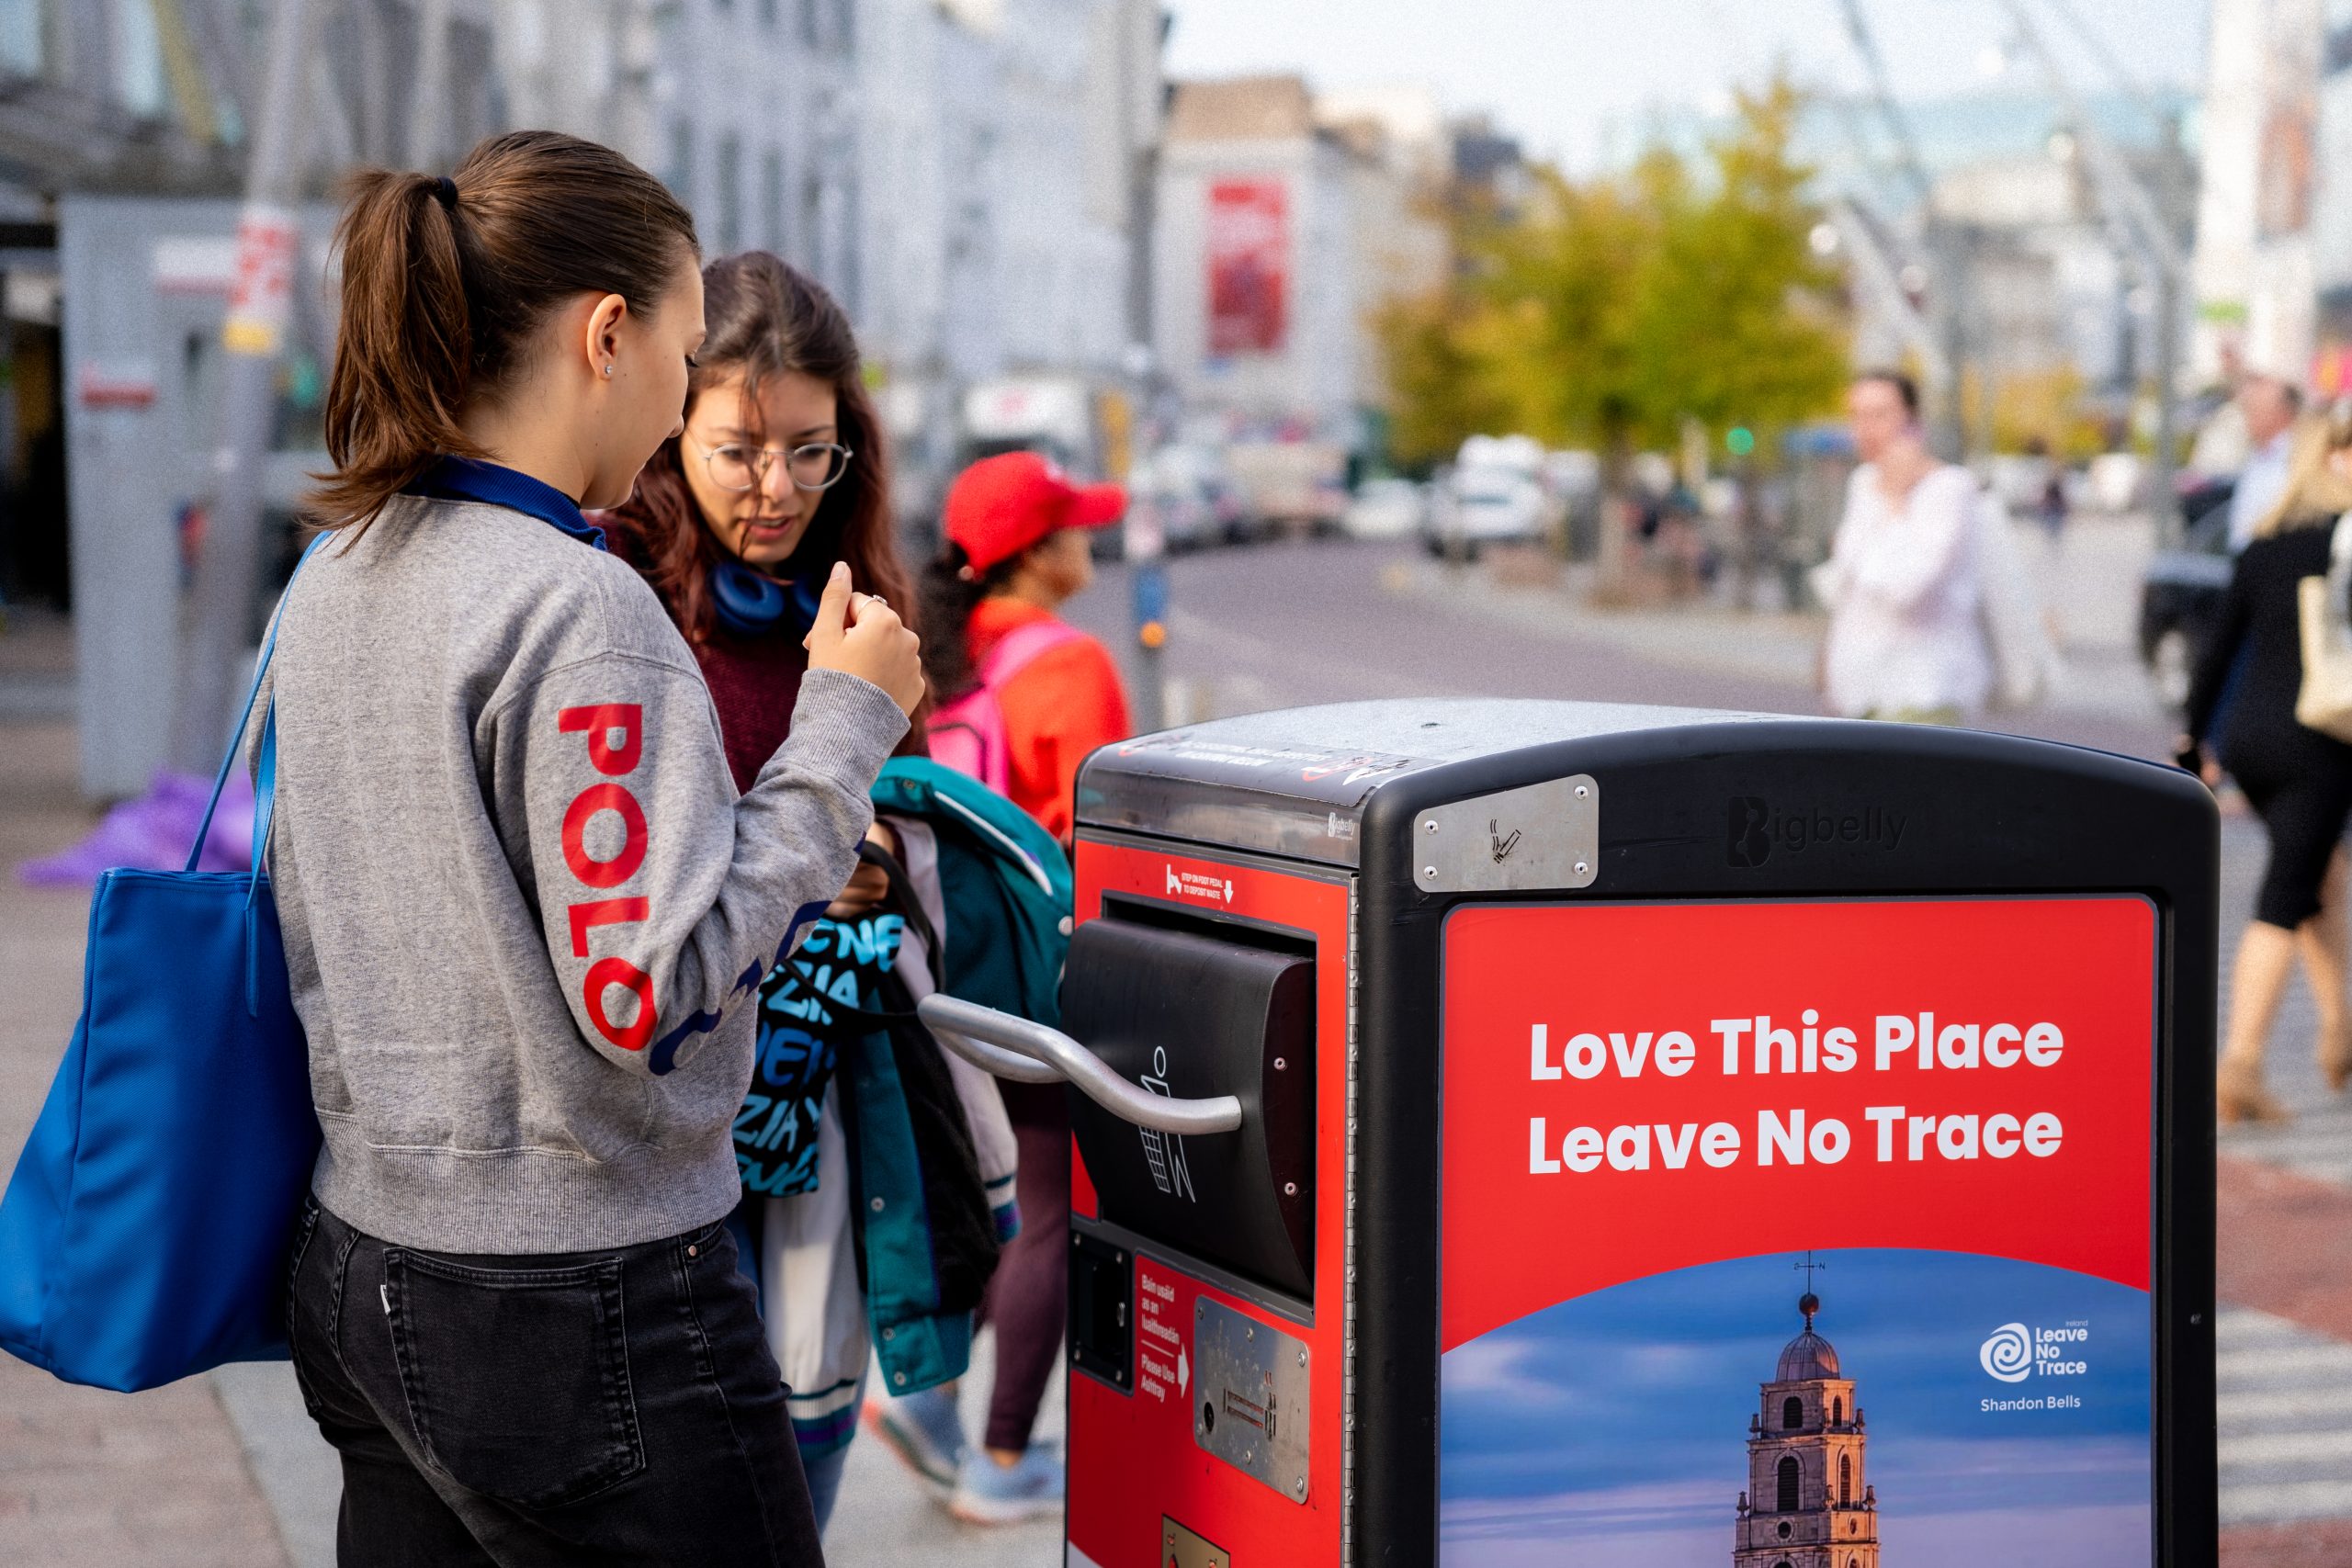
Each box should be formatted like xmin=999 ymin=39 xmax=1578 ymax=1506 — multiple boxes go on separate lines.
xmin=1155 ymin=74 xmax=1358 ymax=438
xmin=1315 ymin=85 xmax=1451 ymax=423
xmin=2310 ymin=0 xmax=2352 ymax=392
xmin=2193 ymin=0 xmax=2352 ymax=400
xmin=1817 ymin=87 xmax=2194 ymax=451
xmin=1151 ymin=72 xmax=1461 ymax=500
xmin=0 ymin=0 xmax=1167 ymax=798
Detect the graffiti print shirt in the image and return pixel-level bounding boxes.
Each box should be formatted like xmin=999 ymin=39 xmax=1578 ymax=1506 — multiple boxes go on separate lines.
xmin=738 ymin=909 xmax=907 ymax=1196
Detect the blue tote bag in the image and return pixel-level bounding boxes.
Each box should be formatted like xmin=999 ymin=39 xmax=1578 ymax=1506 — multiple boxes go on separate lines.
xmin=0 ymin=539 xmax=324 ymax=1391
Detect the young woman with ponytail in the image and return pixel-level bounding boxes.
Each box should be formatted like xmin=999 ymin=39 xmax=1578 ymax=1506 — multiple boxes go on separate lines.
xmin=266 ymin=131 xmax=922 ymax=1564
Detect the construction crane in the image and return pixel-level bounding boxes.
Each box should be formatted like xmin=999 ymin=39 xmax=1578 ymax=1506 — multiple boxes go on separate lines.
xmin=1834 ymin=0 xmax=1971 ymax=458
xmin=1998 ymin=0 xmax=2187 ymax=534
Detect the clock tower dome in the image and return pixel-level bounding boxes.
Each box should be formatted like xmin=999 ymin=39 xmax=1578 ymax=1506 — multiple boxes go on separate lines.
xmin=1733 ymin=1272 xmax=1882 ymax=1568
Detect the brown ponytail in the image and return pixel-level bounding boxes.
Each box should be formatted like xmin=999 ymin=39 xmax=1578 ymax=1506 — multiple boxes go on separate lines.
xmin=915 ymin=542 xmax=1019 ymax=700
xmin=311 ymin=130 xmax=699 ymax=531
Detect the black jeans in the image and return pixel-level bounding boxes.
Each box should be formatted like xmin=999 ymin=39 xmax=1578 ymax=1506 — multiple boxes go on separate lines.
xmin=285 ymin=1198 xmax=823 ymax=1567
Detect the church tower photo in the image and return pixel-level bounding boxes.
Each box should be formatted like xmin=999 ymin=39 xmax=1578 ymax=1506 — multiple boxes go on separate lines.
xmin=1733 ymin=1264 xmax=1882 ymax=1568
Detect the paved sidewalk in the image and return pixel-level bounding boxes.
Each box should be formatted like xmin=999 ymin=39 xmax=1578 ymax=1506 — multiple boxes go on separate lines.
xmin=2210 ymin=808 xmax=2352 ymax=1560
xmin=0 ymin=711 xmax=1065 ymax=1568
xmin=0 ymin=718 xmax=295 ymax=1567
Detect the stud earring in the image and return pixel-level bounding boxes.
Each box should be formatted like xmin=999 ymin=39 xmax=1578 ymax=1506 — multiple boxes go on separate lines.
xmin=602 ymin=363 xmax=614 ymax=378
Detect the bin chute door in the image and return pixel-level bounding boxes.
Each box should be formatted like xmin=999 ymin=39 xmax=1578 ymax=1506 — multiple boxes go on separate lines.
xmin=1061 ymin=918 xmax=1315 ymax=1300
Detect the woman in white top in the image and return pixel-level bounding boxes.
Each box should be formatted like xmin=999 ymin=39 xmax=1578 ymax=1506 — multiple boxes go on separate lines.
xmin=1820 ymin=370 xmax=1992 ymax=723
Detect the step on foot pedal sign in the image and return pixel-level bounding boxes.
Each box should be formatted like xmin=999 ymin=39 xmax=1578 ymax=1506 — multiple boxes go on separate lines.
xmin=1439 ymin=897 xmax=2156 ymax=1565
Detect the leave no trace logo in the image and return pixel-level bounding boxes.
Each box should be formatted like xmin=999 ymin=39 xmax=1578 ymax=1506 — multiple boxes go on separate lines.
xmin=1979 ymin=1322 xmax=2034 ymax=1382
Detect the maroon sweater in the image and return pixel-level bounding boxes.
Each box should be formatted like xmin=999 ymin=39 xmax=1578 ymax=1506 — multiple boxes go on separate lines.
xmin=695 ymin=626 xmax=925 ymax=794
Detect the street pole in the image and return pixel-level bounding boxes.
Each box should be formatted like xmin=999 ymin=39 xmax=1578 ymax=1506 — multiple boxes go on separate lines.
xmin=2151 ymin=268 xmax=2182 ymax=543
xmin=167 ymin=0 xmax=318 ymax=773
xmin=408 ymin=0 xmax=454 ymax=171
xmin=1933 ymin=220 xmax=1971 ymax=462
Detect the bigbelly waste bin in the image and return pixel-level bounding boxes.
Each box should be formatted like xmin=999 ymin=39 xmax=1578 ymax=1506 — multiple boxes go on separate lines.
xmin=921 ymin=699 xmax=2218 ymax=1568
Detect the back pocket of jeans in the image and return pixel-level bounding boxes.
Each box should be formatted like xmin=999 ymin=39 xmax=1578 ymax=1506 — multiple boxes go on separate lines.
xmin=384 ymin=1251 xmax=644 ymax=1509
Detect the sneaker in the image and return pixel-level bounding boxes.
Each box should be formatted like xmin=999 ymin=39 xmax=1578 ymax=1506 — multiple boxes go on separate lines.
xmin=947 ymin=1445 xmax=1065 ymax=1526
xmin=864 ymin=1386 xmax=966 ymax=1494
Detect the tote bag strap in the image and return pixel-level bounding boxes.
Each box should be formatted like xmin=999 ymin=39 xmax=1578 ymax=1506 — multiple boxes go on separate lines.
xmin=185 ymin=532 xmax=334 ymax=874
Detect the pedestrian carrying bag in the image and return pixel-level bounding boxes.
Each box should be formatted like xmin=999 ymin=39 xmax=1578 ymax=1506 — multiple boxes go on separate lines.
xmin=2296 ymin=513 xmax=2352 ymax=742
xmin=0 ymin=538 xmax=324 ymax=1391
xmin=923 ymin=619 xmax=1086 ymax=792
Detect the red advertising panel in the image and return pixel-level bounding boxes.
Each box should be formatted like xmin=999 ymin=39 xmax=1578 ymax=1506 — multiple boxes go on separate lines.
xmin=1206 ymin=178 xmax=1289 ymax=356
xmin=1440 ymin=897 xmax=2157 ymax=1566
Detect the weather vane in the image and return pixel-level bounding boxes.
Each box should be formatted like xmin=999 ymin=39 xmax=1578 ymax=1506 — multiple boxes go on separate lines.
xmin=1794 ymin=1250 xmax=1828 ymax=1293
xmin=1794 ymin=1250 xmax=1827 ymax=1325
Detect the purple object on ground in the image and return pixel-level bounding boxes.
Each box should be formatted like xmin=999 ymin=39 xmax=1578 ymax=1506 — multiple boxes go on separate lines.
xmin=17 ymin=770 xmax=255 ymax=888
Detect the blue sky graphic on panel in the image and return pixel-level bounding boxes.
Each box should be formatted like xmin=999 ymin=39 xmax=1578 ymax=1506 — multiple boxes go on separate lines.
xmin=1439 ymin=1249 xmax=2152 ymax=1568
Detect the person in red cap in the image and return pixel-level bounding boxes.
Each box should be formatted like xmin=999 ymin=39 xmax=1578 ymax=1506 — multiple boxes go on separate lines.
xmin=871 ymin=450 xmax=1130 ymax=1525
xmin=916 ymin=449 xmax=1132 ymax=843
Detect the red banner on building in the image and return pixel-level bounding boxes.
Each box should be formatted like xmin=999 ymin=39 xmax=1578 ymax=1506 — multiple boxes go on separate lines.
xmin=1206 ymin=178 xmax=1288 ymax=356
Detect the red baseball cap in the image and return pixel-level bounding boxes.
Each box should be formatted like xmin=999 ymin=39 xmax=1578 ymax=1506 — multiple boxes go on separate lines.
xmin=944 ymin=452 xmax=1126 ymax=575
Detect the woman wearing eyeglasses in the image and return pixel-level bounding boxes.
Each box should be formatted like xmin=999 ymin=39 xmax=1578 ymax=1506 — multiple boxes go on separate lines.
xmin=604 ymin=250 xmax=915 ymax=797
xmin=602 ymin=252 xmax=1012 ymax=1535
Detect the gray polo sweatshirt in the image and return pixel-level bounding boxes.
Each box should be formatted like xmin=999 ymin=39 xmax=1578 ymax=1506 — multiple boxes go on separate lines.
xmin=257 ymin=494 xmax=907 ymax=1253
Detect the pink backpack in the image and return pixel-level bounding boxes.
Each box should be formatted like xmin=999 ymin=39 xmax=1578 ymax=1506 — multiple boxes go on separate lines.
xmin=925 ymin=619 xmax=1088 ymax=792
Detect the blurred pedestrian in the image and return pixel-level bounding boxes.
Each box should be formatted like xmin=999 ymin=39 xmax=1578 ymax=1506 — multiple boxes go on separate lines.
xmin=866 ymin=452 xmax=1132 ymax=1526
xmin=2228 ymin=374 xmax=2302 ymax=553
xmin=2023 ymin=435 xmax=2069 ymax=540
xmin=270 ymin=133 xmax=922 ymax=1564
xmin=917 ymin=451 xmax=1131 ymax=846
xmin=1817 ymin=369 xmax=1991 ymax=724
xmin=2183 ymin=407 xmax=2352 ymax=1122
xmin=602 ymin=251 xmax=1016 ymax=1536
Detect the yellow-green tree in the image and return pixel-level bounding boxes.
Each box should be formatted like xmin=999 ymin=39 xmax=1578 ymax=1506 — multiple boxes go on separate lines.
xmin=1375 ymin=76 xmax=1848 ymax=468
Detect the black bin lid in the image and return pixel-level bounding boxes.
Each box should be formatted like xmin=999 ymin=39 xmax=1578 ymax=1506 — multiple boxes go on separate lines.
xmin=1077 ymin=699 xmax=1787 ymax=866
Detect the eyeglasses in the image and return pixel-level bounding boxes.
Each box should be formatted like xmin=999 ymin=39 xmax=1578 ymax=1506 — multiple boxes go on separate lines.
xmin=687 ymin=434 xmax=854 ymax=493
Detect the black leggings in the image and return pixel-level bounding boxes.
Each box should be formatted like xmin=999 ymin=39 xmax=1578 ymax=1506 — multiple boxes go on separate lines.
xmin=978 ymin=1080 xmax=1069 ymax=1454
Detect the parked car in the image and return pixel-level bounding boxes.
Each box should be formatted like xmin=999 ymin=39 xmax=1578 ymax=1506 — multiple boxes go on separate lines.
xmin=1131 ymin=446 xmax=1231 ymax=554
xmin=1342 ymin=477 xmax=1425 ymax=539
xmin=2138 ymin=502 xmax=2235 ymax=713
xmin=1227 ymin=439 xmax=1347 ymax=536
xmin=1423 ymin=435 xmax=1554 ymax=558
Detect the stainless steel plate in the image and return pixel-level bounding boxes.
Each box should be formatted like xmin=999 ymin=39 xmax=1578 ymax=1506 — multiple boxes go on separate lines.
xmin=1193 ymin=1294 xmax=1310 ymax=1503
xmin=1414 ymin=773 xmax=1600 ymax=893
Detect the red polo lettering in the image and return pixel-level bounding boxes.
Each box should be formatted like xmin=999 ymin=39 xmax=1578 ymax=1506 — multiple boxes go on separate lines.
xmin=563 ymin=784 xmax=647 ymax=888
xmin=569 ymin=897 xmax=650 ymax=957
xmin=583 ymin=956 xmax=657 ymax=1051
xmin=559 ymin=704 xmax=643 ymax=776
